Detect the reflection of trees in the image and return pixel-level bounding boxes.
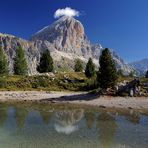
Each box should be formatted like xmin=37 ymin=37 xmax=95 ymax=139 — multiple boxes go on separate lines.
xmin=54 ymin=109 xmax=84 ymax=134
xmin=0 ymin=106 xmax=8 ymax=128
xmin=85 ymin=112 xmax=95 ymax=129
xmin=40 ymin=110 xmax=53 ymax=124
xmin=127 ymin=111 xmax=140 ymax=124
xmin=97 ymin=112 xmax=117 ymax=148
xmin=15 ymin=107 xmax=28 ymax=129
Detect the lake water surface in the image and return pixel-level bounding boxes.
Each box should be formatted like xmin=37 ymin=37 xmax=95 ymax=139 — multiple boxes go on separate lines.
xmin=0 ymin=103 xmax=147 ymax=148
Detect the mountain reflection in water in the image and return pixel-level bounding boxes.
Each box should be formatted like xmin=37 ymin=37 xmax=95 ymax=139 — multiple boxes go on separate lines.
xmin=0 ymin=103 xmax=147 ymax=148
xmin=54 ymin=109 xmax=84 ymax=134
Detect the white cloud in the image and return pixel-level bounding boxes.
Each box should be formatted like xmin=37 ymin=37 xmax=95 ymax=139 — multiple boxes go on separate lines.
xmin=54 ymin=7 xmax=80 ymax=18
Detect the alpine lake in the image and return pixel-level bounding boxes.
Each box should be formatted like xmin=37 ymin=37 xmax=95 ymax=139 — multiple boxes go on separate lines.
xmin=0 ymin=102 xmax=147 ymax=148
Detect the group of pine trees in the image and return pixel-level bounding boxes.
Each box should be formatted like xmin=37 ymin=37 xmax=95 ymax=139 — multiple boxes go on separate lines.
xmin=74 ymin=58 xmax=95 ymax=78
xmin=0 ymin=46 xmax=119 ymax=89
xmin=74 ymin=48 xmax=118 ymax=89
xmin=0 ymin=46 xmax=28 ymax=76
xmin=0 ymin=47 xmax=54 ymax=76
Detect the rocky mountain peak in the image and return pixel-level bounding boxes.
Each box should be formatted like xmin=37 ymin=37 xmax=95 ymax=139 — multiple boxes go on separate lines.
xmin=31 ymin=16 xmax=88 ymax=56
xmin=32 ymin=16 xmax=85 ymax=41
xmin=33 ymin=16 xmax=85 ymax=39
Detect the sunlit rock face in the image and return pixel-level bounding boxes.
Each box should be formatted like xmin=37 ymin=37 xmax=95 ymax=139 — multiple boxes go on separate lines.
xmin=31 ymin=16 xmax=91 ymax=57
xmin=54 ymin=109 xmax=84 ymax=135
xmin=0 ymin=16 xmax=134 ymax=74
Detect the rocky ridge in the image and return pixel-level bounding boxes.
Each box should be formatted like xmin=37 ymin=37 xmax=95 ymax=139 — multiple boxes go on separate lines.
xmin=129 ymin=59 xmax=148 ymax=75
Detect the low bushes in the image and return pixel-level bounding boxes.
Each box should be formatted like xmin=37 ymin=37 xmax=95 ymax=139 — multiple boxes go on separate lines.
xmin=0 ymin=73 xmax=87 ymax=91
xmin=0 ymin=76 xmax=7 ymax=88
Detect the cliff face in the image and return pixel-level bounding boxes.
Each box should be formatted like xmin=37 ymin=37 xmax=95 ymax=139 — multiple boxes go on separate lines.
xmin=31 ymin=16 xmax=102 ymax=59
xmin=0 ymin=16 xmax=133 ymax=75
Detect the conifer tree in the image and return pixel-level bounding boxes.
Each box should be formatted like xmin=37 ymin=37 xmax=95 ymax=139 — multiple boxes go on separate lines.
xmin=129 ymin=71 xmax=134 ymax=77
xmin=0 ymin=47 xmax=8 ymax=75
xmin=98 ymin=48 xmax=118 ymax=89
xmin=85 ymin=58 xmax=95 ymax=78
xmin=145 ymin=70 xmax=148 ymax=78
xmin=37 ymin=49 xmax=53 ymax=73
xmin=74 ymin=59 xmax=83 ymax=72
xmin=117 ymin=69 xmax=124 ymax=77
xmin=14 ymin=46 xmax=28 ymax=75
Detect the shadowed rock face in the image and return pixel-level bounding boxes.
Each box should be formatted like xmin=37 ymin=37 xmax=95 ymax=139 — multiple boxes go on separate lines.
xmin=0 ymin=34 xmax=58 ymax=75
xmin=0 ymin=34 xmax=40 ymax=75
xmin=0 ymin=16 xmax=133 ymax=75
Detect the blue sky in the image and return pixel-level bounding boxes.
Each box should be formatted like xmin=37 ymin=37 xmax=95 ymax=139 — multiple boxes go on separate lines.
xmin=0 ymin=0 xmax=148 ymax=62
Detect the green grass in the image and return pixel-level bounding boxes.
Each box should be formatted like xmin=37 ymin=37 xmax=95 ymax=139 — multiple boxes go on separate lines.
xmin=0 ymin=72 xmax=88 ymax=91
xmin=141 ymin=78 xmax=148 ymax=83
xmin=117 ymin=76 xmax=133 ymax=83
xmin=0 ymin=73 xmax=147 ymax=96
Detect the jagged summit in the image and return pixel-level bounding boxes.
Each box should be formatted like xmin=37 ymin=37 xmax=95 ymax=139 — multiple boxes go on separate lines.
xmin=32 ymin=16 xmax=85 ymax=41
xmin=31 ymin=16 xmax=94 ymax=58
xmin=33 ymin=16 xmax=83 ymax=36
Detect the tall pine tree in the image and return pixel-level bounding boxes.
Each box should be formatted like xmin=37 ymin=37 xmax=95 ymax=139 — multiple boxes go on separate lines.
xmin=145 ymin=70 xmax=148 ymax=78
xmin=37 ymin=49 xmax=54 ymax=73
xmin=98 ymin=48 xmax=118 ymax=89
xmin=14 ymin=46 xmax=28 ymax=75
xmin=0 ymin=47 xmax=8 ymax=75
xmin=74 ymin=59 xmax=83 ymax=72
xmin=85 ymin=58 xmax=95 ymax=78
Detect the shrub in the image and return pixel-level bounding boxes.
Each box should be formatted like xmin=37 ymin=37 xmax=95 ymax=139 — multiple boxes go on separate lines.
xmin=0 ymin=77 xmax=7 ymax=88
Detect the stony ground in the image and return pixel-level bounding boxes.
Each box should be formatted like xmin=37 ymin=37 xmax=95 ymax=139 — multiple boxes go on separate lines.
xmin=0 ymin=91 xmax=148 ymax=110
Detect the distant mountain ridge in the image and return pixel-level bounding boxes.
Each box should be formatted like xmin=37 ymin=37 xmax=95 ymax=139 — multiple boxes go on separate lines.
xmin=0 ymin=16 xmax=133 ymax=75
xmin=129 ymin=58 xmax=148 ymax=75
